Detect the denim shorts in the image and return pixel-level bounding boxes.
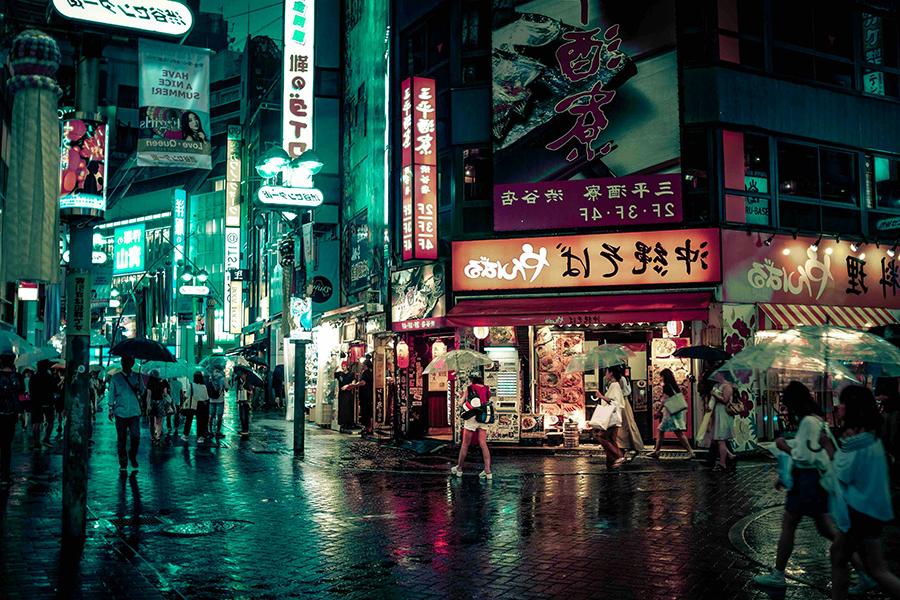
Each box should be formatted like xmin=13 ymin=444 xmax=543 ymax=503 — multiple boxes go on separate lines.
xmin=785 ymin=468 xmax=828 ymax=517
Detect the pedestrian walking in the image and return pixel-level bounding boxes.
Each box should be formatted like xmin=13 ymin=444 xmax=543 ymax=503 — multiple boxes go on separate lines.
xmin=0 ymin=345 xmax=23 ymax=487
xmin=355 ymin=358 xmax=374 ymax=435
xmin=451 ymin=373 xmax=493 ymax=480
xmin=168 ymin=375 xmax=184 ymax=435
xmin=19 ymin=367 xmax=33 ymax=431
xmin=335 ymin=361 xmax=355 ymax=433
xmin=29 ymin=360 xmax=56 ymax=448
xmin=206 ymin=368 xmax=225 ymax=440
xmin=236 ymin=371 xmax=252 ymax=437
xmin=754 ymin=382 xmax=850 ymax=590
xmin=53 ymin=368 xmax=64 ymax=437
xmin=180 ymin=372 xmax=206 ymax=441
xmin=145 ymin=370 xmax=170 ymax=446
xmin=874 ymin=377 xmax=899 ymax=480
xmin=608 ymin=366 xmax=643 ymax=460
xmin=650 ymin=368 xmax=694 ymax=459
xmin=709 ymin=372 xmax=737 ymax=471
xmin=831 ymin=385 xmax=900 ymax=600
xmin=106 ymin=356 xmax=144 ymax=472
xmin=588 ymin=377 xmax=624 ymax=469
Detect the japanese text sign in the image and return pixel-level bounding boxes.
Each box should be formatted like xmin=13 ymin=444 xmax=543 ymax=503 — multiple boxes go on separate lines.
xmin=52 ymin=0 xmax=193 ymax=36
xmin=494 ymin=173 xmax=681 ymax=232
xmin=113 ymin=224 xmax=145 ymax=275
xmin=283 ymin=0 xmax=315 ymax=159
xmin=452 ymin=228 xmax=720 ymax=292
xmin=401 ymin=77 xmax=438 ymax=260
xmin=347 ymin=211 xmax=371 ymax=294
xmin=224 ymin=227 xmax=241 ymax=332
xmin=722 ymin=230 xmax=900 ymax=309
xmin=65 ymin=273 xmax=92 ymax=336
xmin=225 ymin=126 xmax=242 ymax=227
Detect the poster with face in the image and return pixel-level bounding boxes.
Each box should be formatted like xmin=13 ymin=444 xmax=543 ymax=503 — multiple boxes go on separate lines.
xmin=59 ymin=118 xmax=107 ymax=215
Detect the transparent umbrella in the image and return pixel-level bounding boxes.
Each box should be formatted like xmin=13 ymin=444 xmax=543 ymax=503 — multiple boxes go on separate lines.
xmin=15 ymin=346 xmax=60 ymax=369
xmin=423 ymin=349 xmax=493 ymax=374
xmin=141 ymin=359 xmax=196 ymax=379
xmin=0 ymin=329 xmax=35 ymax=355
xmin=565 ymin=344 xmax=634 ymax=373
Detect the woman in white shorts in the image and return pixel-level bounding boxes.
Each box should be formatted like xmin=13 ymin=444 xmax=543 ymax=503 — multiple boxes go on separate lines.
xmin=451 ymin=373 xmax=492 ymax=480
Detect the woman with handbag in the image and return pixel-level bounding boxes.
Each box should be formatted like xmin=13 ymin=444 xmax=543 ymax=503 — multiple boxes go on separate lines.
xmin=650 ymin=369 xmax=694 ymax=459
xmin=180 ymin=372 xmax=207 ymax=442
xmin=450 ymin=373 xmax=493 ymax=480
xmin=589 ymin=381 xmax=624 ymax=469
xmin=146 ymin=370 xmax=170 ymax=446
xmin=710 ymin=372 xmax=737 ymax=471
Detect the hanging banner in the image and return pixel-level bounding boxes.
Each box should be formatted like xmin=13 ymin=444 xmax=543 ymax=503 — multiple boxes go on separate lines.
xmin=59 ymin=116 xmax=107 ymax=218
xmin=283 ymin=0 xmax=316 ymax=158
xmin=224 ymin=227 xmax=241 ymax=333
xmin=400 ymin=77 xmax=438 ymax=260
xmin=138 ymin=39 xmax=212 ymax=169
xmin=225 ymin=125 xmax=242 ymax=227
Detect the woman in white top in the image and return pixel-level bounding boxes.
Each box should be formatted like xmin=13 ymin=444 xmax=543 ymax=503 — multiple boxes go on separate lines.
xmin=709 ymin=372 xmax=737 ymax=471
xmin=593 ymin=367 xmax=626 ymax=469
xmin=755 ymin=381 xmax=842 ymax=589
xmin=650 ymin=368 xmax=694 ymax=459
xmin=180 ymin=371 xmax=209 ymax=442
xmin=609 ymin=365 xmax=643 ymax=460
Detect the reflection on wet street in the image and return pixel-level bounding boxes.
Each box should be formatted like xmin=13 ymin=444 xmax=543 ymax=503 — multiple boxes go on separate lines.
xmin=0 ymin=416 xmax=896 ymax=599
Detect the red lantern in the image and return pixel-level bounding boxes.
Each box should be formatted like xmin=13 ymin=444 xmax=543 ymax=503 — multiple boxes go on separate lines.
xmin=396 ymin=340 xmax=410 ymax=369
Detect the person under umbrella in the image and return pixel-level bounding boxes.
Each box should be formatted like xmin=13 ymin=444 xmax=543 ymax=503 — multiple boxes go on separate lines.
xmin=106 ymin=356 xmax=144 ymax=472
xmin=145 ymin=370 xmax=170 ymax=446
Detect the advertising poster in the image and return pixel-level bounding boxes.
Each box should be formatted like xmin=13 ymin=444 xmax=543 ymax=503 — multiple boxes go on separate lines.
xmin=311 ymin=238 xmax=339 ymax=316
xmin=492 ymin=1 xmax=680 ymax=231
xmin=113 ymin=224 xmax=146 ymax=275
xmin=138 ymin=39 xmax=211 ymax=169
xmin=535 ymin=327 xmax=584 ymax=429
xmin=390 ymin=263 xmax=446 ymax=331
xmin=347 ymin=210 xmax=371 ymax=294
xmin=59 ymin=117 xmax=107 ymax=216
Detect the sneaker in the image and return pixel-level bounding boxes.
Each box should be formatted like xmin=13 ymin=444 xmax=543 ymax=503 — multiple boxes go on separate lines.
xmin=450 ymin=466 xmax=463 ymax=477
xmin=754 ymin=570 xmax=786 ymax=588
xmin=197 ymin=437 xmax=205 ymax=443
xmin=479 ymin=470 xmax=492 ymax=480
xmin=850 ymin=573 xmax=878 ymax=595
xmin=180 ymin=435 xmax=188 ymax=441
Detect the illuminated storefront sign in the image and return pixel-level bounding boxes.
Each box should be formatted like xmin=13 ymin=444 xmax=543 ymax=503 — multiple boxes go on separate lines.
xmin=179 ymin=284 xmax=209 ymax=296
xmin=257 ymin=185 xmax=323 ymax=207
xmin=400 ymin=77 xmax=437 ymax=260
xmin=224 ymin=227 xmax=241 ymax=333
xmin=283 ymin=0 xmax=315 ymax=159
xmin=113 ymin=224 xmax=146 ymax=275
xmin=722 ymin=229 xmax=900 ymax=309
xmin=225 ymin=125 xmax=241 ymax=227
xmin=51 ymin=0 xmax=193 ymax=36
xmin=59 ymin=116 xmax=107 ymax=218
xmin=452 ymin=228 xmax=721 ymax=292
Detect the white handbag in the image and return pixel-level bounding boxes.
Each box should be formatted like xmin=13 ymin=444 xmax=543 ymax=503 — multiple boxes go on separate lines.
xmin=663 ymin=392 xmax=688 ymax=415
xmin=588 ymin=400 xmax=621 ymax=430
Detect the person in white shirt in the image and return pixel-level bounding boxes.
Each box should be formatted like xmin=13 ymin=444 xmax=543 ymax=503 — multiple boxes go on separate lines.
xmin=181 ymin=372 xmax=208 ymax=442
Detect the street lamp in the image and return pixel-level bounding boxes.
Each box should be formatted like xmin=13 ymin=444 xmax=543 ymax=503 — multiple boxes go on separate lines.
xmin=196 ymin=268 xmax=209 ymax=283
xmin=180 ymin=265 xmax=194 ymax=282
xmin=255 ymin=146 xmax=290 ymax=179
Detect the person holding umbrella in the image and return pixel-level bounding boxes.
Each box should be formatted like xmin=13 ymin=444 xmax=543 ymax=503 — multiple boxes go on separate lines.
xmin=236 ymin=370 xmax=251 ymax=437
xmin=106 ymin=356 xmax=145 ymax=472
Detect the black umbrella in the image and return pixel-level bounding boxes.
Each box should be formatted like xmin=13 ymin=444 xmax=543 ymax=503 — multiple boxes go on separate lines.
xmin=234 ymin=365 xmax=265 ymax=387
xmin=672 ymin=345 xmax=731 ymax=361
xmin=110 ymin=338 xmax=176 ymax=363
xmin=246 ymin=356 xmax=268 ymax=367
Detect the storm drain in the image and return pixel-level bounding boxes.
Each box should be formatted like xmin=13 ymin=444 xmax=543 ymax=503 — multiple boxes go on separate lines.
xmin=160 ymin=519 xmax=253 ymax=537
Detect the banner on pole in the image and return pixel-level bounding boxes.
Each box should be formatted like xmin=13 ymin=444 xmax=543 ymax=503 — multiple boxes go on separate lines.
xmin=138 ymin=40 xmax=212 ymax=169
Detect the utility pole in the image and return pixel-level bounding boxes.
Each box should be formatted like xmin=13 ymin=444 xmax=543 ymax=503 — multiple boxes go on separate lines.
xmin=292 ymin=229 xmax=307 ymax=455
xmin=62 ymin=37 xmax=101 ymax=540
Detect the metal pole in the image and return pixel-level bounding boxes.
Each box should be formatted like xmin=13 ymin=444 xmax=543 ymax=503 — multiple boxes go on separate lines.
xmin=62 ymin=41 xmax=99 ymax=540
xmin=292 ymin=228 xmax=307 ymax=455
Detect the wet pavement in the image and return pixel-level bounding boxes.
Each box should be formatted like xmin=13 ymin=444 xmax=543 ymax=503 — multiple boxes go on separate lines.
xmin=1 ymin=399 xmax=898 ymax=599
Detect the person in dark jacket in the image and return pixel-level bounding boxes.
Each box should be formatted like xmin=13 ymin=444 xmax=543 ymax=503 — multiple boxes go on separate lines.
xmin=0 ymin=346 xmax=23 ymax=486
xmin=29 ymin=360 xmax=57 ymax=448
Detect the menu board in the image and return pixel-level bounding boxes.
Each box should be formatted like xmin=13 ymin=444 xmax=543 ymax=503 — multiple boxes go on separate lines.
xmin=535 ymin=327 xmax=584 ymax=429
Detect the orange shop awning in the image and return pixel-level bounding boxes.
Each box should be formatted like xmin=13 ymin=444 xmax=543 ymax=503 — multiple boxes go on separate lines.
xmin=758 ymin=303 xmax=898 ymax=330
xmin=446 ymin=292 xmax=712 ymax=328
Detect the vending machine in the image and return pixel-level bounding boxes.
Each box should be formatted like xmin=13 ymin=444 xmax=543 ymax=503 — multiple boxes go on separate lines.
xmin=483 ymin=346 xmax=521 ymax=443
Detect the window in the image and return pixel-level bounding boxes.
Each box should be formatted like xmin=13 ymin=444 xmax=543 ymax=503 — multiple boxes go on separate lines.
xmin=463 ymin=147 xmax=491 ymax=202
xmin=723 ymin=131 xmax=771 ymax=225
xmin=716 ymin=0 xmax=764 ymax=68
xmin=778 ymin=142 xmax=821 ymax=198
xmin=869 ymin=155 xmax=900 ymax=210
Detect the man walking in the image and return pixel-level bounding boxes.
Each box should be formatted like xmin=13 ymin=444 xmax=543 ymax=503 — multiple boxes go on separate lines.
xmin=106 ymin=356 xmax=144 ymax=472
xmin=0 ymin=344 xmax=23 ymax=487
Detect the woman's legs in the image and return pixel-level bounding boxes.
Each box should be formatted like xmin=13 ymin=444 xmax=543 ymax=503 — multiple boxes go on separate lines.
xmin=832 ymin=530 xmax=858 ymax=600
xmin=653 ymin=429 xmax=663 ymax=454
xmin=774 ymin=510 xmax=803 ymax=571
xmin=676 ymin=431 xmax=694 ymax=456
xmin=456 ymin=428 xmax=473 ymax=469
xmin=717 ymin=439 xmax=732 ymax=468
xmin=597 ymin=427 xmax=622 ymax=468
xmin=858 ymin=538 xmax=900 ymax=598
xmin=477 ymin=428 xmax=491 ymax=474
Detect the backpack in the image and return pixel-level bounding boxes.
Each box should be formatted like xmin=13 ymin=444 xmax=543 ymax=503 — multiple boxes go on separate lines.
xmin=461 ymin=384 xmax=495 ymax=424
xmin=0 ymin=370 xmax=22 ymax=415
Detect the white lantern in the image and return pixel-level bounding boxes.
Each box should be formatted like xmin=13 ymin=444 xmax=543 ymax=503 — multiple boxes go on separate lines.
xmin=473 ymin=327 xmax=489 ymax=340
xmin=432 ymin=339 xmax=447 ymax=357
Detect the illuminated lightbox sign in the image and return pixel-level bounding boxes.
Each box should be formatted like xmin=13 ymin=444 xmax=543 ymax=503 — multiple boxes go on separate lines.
xmin=113 ymin=224 xmax=146 ymax=275
xmin=283 ymin=0 xmax=315 ymax=159
xmin=51 ymin=0 xmax=193 ymax=36
xmin=400 ymin=77 xmax=437 ymax=261
xmin=179 ymin=284 xmax=209 ymax=296
xmin=59 ymin=117 xmax=107 ymax=218
xmin=257 ymin=185 xmax=323 ymax=208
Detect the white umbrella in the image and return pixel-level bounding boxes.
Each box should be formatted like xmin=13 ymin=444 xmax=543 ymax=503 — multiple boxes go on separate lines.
xmin=423 ymin=349 xmax=493 ymax=374
xmin=15 ymin=346 xmax=60 ymax=368
xmin=140 ymin=359 xmax=196 ymax=379
xmin=565 ymin=344 xmax=634 ymax=373
xmin=0 ymin=329 xmax=36 ymax=355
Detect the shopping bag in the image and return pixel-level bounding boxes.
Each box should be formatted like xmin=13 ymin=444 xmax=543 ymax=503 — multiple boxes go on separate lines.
xmin=663 ymin=392 xmax=687 ymax=415
xmin=588 ymin=401 xmax=619 ymax=430
xmin=696 ymin=410 xmax=713 ymax=441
